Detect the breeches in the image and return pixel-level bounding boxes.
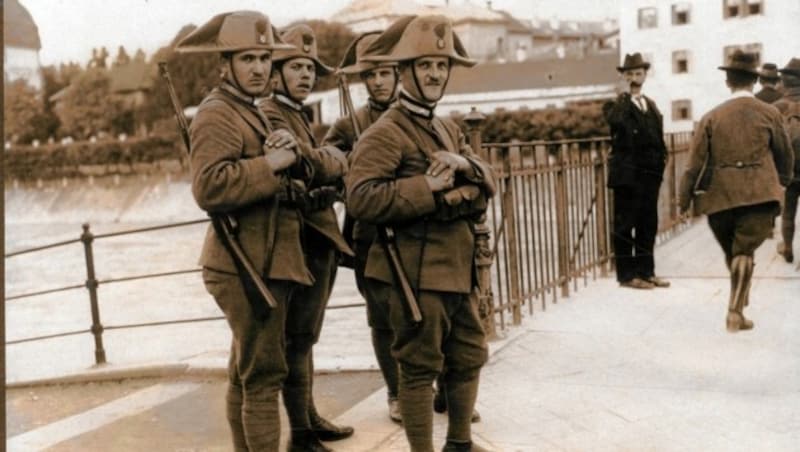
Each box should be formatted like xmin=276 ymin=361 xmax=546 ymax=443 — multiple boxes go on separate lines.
xmin=385 ymin=286 xmax=488 ymax=389
xmin=612 ymin=179 xmax=661 ymax=282
xmin=355 ymin=240 xmax=392 ymax=330
xmin=782 ymin=181 xmax=800 ymax=244
xmin=708 ymin=202 xmax=778 ymax=266
xmin=292 ymin=227 xmax=339 ymax=344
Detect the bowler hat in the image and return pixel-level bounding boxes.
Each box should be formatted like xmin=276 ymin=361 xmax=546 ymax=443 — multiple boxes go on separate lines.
xmin=175 ymin=11 xmax=293 ymax=53
xmin=271 ymin=24 xmax=334 ymax=76
xmin=718 ymin=50 xmax=759 ymax=76
xmin=759 ymin=63 xmax=780 ymax=81
xmin=778 ymin=57 xmax=800 ymax=77
xmin=338 ymin=31 xmax=398 ymax=75
xmin=616 ymin=53 xmax=650 ymax=72
xmin=362 ymin=15 xmax=476 ymax=68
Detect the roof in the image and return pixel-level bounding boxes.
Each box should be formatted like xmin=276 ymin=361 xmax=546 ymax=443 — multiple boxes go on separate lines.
xmin=108 ymin=60 xmax=153 ymax=93
xmin=446 ymin=53 xmax=619 ymax=95
xmin=4 ymin=0 xmax=42 ymax=49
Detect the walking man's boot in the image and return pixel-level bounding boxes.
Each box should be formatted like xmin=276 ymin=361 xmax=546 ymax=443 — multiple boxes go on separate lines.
xmin=726 ymin=255 xmax=754 ymax=333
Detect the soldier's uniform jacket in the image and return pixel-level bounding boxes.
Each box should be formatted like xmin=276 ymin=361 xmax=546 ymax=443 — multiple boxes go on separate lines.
xmin=322 ymin=100 xmax=390 ymax=243
xmin=191 ymin=84 xmax=347 ymax=285
xmin=679 ymin=94 xmax=794 ymax=215
xmin=346 ymin=103 xmax=496 ymax=294
xmin=603 ymin=94 xmax=668 ymax=187
xmin=259 ymin=95 xmax=353 ymax=256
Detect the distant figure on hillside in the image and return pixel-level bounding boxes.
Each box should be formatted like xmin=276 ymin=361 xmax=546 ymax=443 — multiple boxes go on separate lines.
xmin=679 ymin=50 xmax=793 ymax=333
xmin=773 ymin=57 xmax=800 ymax=264
xmin=755 ymin=62 xmax=783 ymax=104
xmin=603 ymin=52 xmax=670 ymax=290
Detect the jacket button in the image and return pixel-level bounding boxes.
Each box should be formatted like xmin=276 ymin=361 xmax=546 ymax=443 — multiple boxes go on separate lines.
xmin=736 ymin=161 xmax=743 ymax=168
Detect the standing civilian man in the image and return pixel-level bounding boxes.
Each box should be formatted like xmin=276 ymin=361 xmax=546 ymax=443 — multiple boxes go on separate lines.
xmin=603 ymin=53 xmax=670 ymax=290
xmin=679 ymin=50 xmax=793 ymax=332
xmin=755 ymin=62 xmax=783 ymax=104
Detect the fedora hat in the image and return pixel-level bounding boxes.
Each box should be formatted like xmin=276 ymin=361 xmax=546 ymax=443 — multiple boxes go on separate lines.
xmin=271 ymin=24 xmax=334 ymax=76
xmin=616 ymin=53 xmax=650 ymax=72
xmin=759 ymin=63 xmax=780 ymax=80
xmin=718 ymin=50 xmax=759 ymax=76
xmin=338 ymin=31 xmax=398 ymax=75
xmin=175 ymin=11 xmax=293 ymax=53
xmin=778 ymin=57 xmax=800 ymax=77
xmin=361 ymin=15 xmax=476 ymax=68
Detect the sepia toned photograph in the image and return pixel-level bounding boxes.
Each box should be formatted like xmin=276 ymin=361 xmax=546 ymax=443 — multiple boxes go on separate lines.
xmin=4 ymin=0 xmax=799 ymax=450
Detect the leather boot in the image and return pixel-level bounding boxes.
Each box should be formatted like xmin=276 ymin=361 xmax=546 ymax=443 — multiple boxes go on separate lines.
xmin=389 ymin=396 xmax=402 ymax=423
xmin=310 ymin=408 xmax=354 ymax=441
xmin=726 ymin=256 xmax=754 ymax=332
xmin=288 ymin=429 xmax=333 ymax=452
xmin=442 ymin=440 xmax=494 ymax=452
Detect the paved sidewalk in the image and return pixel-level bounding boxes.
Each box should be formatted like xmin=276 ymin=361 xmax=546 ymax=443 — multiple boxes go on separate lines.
xmin=331 ymin=221 xmax=800 ymax=451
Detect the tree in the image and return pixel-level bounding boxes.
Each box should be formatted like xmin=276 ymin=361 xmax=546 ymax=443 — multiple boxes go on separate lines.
xmin=3 ymin=79 xmax=45 ymax=143
xmin=56 ymin=68 xmax=123 ymax=139
xmin=113 ymin=46 xmax=131 ymax=67
xmin=284 ymin=19 xmax=356 ymax=91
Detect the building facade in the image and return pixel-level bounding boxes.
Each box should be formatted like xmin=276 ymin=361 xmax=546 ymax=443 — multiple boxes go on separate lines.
xmin=3 ymin=0 xmax=43 ymax=90
xmin=619 ymin=0 xmax=800 ymax=131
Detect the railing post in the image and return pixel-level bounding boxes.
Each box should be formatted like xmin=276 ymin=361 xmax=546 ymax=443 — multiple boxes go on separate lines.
xmin=501 ymin=147 xmax=523 ymax=325
xmin=81 ymin=223 xmax=106 ymax=365
xmin=554 ymin=144 xmax=570 ymax=297
xmin=594 ymin=142 xmax=609 ymax=277
xmin=464 ymin=107 xmax=499 ymax=336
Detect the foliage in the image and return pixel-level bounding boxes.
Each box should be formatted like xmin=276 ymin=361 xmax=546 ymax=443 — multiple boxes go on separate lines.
xmin=56 ymin=68 xmax=125 ymax=139
xmin=451 ymin=99 xmax=611 ymax=143
xmin=3 ymin=79 xmax=45 ymax=143
xmin=5 ymin=135 xmax=183 ymax=179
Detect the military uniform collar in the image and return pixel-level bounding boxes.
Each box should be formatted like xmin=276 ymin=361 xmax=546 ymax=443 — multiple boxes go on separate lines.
xmin=398 ymin=90 xmax=435 ymax=119
xmin=368 ymin=97 xmax=394 ymax=113
xmin=219 ymin=80 xmax=258 ymax=106
xmin=274 ymin=92 xmax=305 ymax=111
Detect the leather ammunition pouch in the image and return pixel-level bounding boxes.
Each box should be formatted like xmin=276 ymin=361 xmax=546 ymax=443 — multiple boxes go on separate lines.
xmin=431 ymin=184 xmax=488 ymax=222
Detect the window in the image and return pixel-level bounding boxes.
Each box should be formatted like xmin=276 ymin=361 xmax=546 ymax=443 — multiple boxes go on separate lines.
xmin=638 ymin=7 xmax=658 ymax=28
xmin=672 ymin=3 xmax=691 ymax=25
xmin=723 ymin=43 xmax=763 ymax=66
xmin=672 ymin=50 xmax=690 ymax=73
xmin=672 ymin=99 xmax=692 ymax=121
xmin=724 ymin=0 xmax=764 ymax=18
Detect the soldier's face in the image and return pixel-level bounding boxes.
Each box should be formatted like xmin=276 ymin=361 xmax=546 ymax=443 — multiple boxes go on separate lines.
xmin=362 ymin=66 xmax=397 ymax=103
xmin=229 ymin=50 xmax=272 ymax=96
xmin=407 ymin=56 xmax=450 ymax=102
xmin=277 ymin=57 xmax=316 ymax=101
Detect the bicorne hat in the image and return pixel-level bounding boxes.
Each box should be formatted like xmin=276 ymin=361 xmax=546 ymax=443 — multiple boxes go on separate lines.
xmin=361 ymin=15 xmax=476 ymax=68
xmin=338 ymin=31 xmax=398 ymax=75
xmin=175 ymin=11 xmax=293 ymax=53
xmin=616 ymin=53 xmax=650 ymax=72
xmin=271 ymin=24 xmax=334 ymax=76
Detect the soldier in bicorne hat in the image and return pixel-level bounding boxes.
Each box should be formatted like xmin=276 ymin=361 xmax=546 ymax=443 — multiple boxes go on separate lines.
xmin=346 ymin=15 xmax=496 ymax=452
xmin=176 ymin=11 xmax=348 ymax=451
xmin=257 ymin=24 xmax=355 ymax=451
xmin=679 ymin=50 xmax=793 ymax=333
xmin=321 ymin=30 xmax=404 ymax=423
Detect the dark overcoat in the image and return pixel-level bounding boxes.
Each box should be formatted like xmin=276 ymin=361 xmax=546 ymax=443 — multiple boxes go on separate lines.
xmin=678 ymin=95 xmax=794 ymax=215
xmin=603 ymin=94 xmax=668 ymax=187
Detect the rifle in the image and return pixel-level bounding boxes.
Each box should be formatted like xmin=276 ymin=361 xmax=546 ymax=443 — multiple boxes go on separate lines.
xmin=338 ymin=73 xmax=422 ymax=324
xmin=158 ymin=62 xmax=277 ymax=313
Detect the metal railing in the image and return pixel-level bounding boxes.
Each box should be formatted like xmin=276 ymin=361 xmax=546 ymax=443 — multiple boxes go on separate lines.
xmin=5 ymin=119 xmax=694 ymax=364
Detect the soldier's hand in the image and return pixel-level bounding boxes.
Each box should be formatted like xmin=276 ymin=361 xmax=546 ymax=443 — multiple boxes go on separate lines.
xmin=429 ymin=151 xmax=470 ymax=175
xmin=425 ymin=167 xmax=455 ymax=193
xmin=265 ymin=129 xmax=297 ymax=150
xmin=264 ymin=148 xmax=297 ymax=173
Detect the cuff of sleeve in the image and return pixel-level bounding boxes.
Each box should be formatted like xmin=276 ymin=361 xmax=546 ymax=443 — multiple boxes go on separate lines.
xmin=396 ymin=174 xmax=437 ymax=216
xmin=461 ymin=156 xmax=485 ymax=183
xmin=247 ymin=156 xmax=283 ymax=196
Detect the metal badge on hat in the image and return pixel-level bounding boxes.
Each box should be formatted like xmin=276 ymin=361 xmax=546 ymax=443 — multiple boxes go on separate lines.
xmin=434 ymin=23 xmax=446 ymax=49
xmin=302 ymin=34 xmax=313 ymax=53
xmin=256 ymin=20 xmax=268 ymax=44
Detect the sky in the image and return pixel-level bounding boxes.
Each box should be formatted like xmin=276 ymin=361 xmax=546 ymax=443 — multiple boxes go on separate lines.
xmin=20 ymin=0 xmax=619 ymax=67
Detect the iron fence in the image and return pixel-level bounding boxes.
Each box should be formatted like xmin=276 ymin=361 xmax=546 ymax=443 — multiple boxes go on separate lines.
xmin=5 ymin=120 xmax=694 ymax=364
